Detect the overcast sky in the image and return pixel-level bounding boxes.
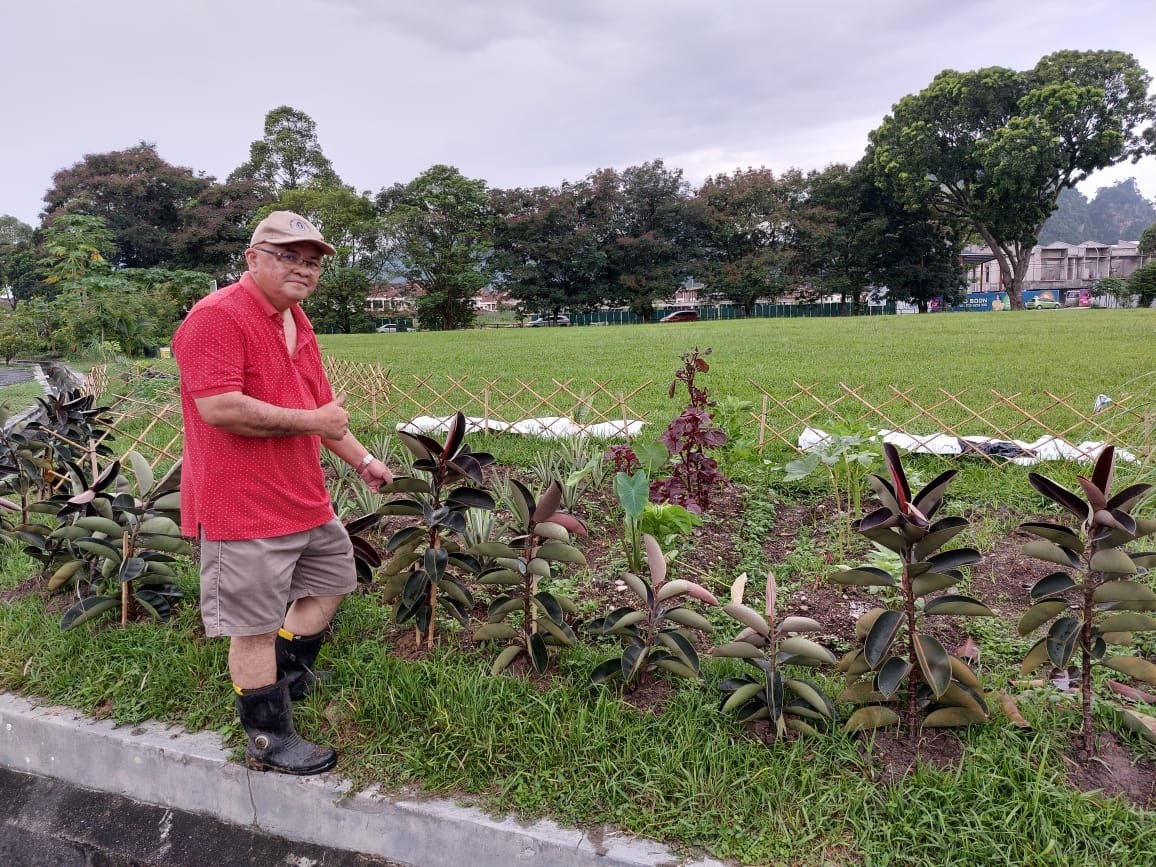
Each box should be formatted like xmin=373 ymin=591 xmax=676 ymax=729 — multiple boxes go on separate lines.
xmin=3 ymin=0 xmax=1155 ymax=228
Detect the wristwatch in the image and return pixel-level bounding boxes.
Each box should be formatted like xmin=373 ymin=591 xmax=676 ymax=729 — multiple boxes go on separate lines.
xmin=357 ymin=453 xmax=376 ymax=471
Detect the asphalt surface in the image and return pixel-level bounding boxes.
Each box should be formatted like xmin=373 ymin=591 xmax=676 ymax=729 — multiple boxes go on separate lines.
xmin=1 ymin=765 xmax=403 ymax=867
xmin=0 ymin=365 xmax=35 ymax=388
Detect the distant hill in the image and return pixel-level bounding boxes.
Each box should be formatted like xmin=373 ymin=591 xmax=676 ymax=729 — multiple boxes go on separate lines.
xmin=1039 ymin=179 xmax=1156 ymax=245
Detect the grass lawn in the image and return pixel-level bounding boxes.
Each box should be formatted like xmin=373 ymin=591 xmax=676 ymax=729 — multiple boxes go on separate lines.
xmin=2 ymin=310 xmax=1155 ymax=865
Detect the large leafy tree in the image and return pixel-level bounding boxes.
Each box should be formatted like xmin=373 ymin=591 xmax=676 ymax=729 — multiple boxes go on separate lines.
xmin=42 ymin=143 xmax=211 ymax=268
xmin=378 ymin=165 xmax=495 ymax=331
xmin=490 ymin=182 xmax=608 ymax=316
xmin=1128 ymin=260 xmax=1156 ymax=306
xmin=1140 ymin=222 xmax=1156 ymax=256
xmin=269 ymin=186 xmax=383 ymax=270
xmin=229 ymin=106 xmax=343 ymax=195
xmin=604 ymin=160 xmax=695 ymax=317
xmin=0 ymin=215 xmax=33 ymax=307
xmin=170 ymin=178 xmax=271 ymax=279
xmin=692 ymin=167 xmax=821 ymax=314
xmin=871 ymin=50 xmax=1156 ymax=308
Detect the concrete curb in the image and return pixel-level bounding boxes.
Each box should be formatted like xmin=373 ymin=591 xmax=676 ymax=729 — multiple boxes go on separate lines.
xmin=1 ymin=693 xmax=724 ymax=867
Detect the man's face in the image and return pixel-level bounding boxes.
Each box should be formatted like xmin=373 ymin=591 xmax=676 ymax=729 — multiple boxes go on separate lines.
xmin=244 ymin=241 xmax=326 ymax=311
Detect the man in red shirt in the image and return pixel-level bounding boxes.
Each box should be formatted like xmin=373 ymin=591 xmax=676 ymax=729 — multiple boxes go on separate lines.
xmin=173 ymin=211 xmax=392 ymax=775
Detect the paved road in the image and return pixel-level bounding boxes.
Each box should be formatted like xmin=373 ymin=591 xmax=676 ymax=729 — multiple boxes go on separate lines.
xmin=1 ymin=766 xmax=406 ymax=867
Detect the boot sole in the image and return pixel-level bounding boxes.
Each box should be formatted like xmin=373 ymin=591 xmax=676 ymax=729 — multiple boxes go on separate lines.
xmin=244 ymin=754 xmax=337 ymax=776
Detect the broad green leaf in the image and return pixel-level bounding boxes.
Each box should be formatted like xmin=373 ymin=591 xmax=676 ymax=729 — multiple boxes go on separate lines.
xmin=473 ymin=624 xmax=520 ymax=647
xmin=138 ymin=533 xmax=192 ymax=555
xmin=528 ymin=632 xmax=550 ymax=673
xmin=657 ymin=631 xmax=698 ymax=669
xmin=939 ymin=683 xmax=987 ymax=716
xmin=118 ymin=557 xmax=147 ymax=583
xmin=1017 ymin=600 xmax=1069 ymax=635
xmin=48 ymin=560 xmax=86 ymax=591
xmin=536 ymin=615 xmax=577 ymax=648
xmin=616 ymin=572 xmax=648 ymax=604
xmin=1027 ymin=474 xmax=1089 ymax=521
xmin=60 ymin=595 xmax=120 ymax=631
xmin=613 ymin=471 xmax=649 ymax=519
xmin=864 ymin=610 xmax=904 ymax=668
xmin=1020 ymin=638 xmax=1051 ymax=675
xmin=1046 ymin=618 xmax=1081 ymax=668
xmin=654 ymin=658 xmax=699 ymax=679
xmin=843 ymin=706 xmax=899 ymax=733
xmin=914 ymin=634 xmax=951 ymax=698
xmin=924 ymin=707 xmax=987 ymax=727
xmin=532 ymin=591 xmax=565 ymax=623
xmin=712 ymin=641 xmax=762 ymax=659
xmin=74 ymin=539 xmax=123 ymax=562
xmin=1100 ymin=655 xmax=1156 ymax=685
xmin=838 ymin=649 xmax=872 ymax=675
xmin=1094 ymin=580 xmax=1156 ymax=609
xmin=949 ymin=655 xmax=982 ymax=691
xmin=911 ymin=572 xmax=959 ymax=598
xmin=620 ymin=642 xmax=645 ymax=682
xmin=923 ymin=595 xmax=994 ymax=617
xmin=1098 ymin=613 xmax=1156 ymax=632
xmin=526 ymin=557 xmax=551 ymax=578
xmin=75 ymin=516 xmax=126 ymax=537
xmin=926 ymin=548 xmax=981 ymax=572
xmin=491 ymin=644 xmax=522 ymax=676
xmin=778 ymin=616 xmax=822 ymax=633
xmin=1023 ymin=540 xmax=1080 ymax=568
xmin=1109 ymin=703 xmax=1156 ymax=745
xmin=785 ymin=718 xmax=820 ymax=737
xmin=854 ymin=607 xmax=888 ymax=640
xmin=532 ymin=521 xmax=570 ymax=543
xmin=779 ymin=636 xmax=836 ymax=665
xmin=606 ymin=610 xmax=648 ymax=632
xmin=1090 ymin=548 xmax=1137 ymax=575
xmin=471 ymin=541 xmax=518 ymax=559
xmin=152 ymin=492 xmax=181 ymax=512
xmin=661 ymin=607 xmax=714 ymax=633
xmin=126 ymin=451 xmax=153 ymax=496
xmin=1030 ymin=572 xmax=1077 ymax=600
xmin=722 ymin=602 xmax=770 ymax=636
xmin=536 ymin=540 xmax=587 ymax=565
xmin=875 ymin=657 xmax=911 ymax=696
xmin=913 ymin=516 xmax=969 ymax=562
xmin=830 ymin=566 xmax=895 ymax=587
xmin=138 ymin=515 xmax=180 ymax=536
xmin=47 ymin=526 xmax=88 ymax=542
xmin=475 ymin=569 xmax=520 ymax=589
xmin=783 ymin=679 xmax=833 ymax=718
xmin=1019 ymin=522 xmax=1084 ymax=550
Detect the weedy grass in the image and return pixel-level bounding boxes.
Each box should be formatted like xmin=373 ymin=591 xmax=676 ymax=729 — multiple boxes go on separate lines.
xmin=2 ymin=540 xmax=1153 ymax=866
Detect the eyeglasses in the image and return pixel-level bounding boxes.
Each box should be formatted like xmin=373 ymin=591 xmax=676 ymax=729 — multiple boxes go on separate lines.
xmin=252 ymin=246 xmax=324 ymax=272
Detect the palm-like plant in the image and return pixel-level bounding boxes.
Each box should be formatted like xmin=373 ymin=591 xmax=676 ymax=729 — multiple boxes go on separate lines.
xmin=1017 ymin=446 xmax=1156 ymax=755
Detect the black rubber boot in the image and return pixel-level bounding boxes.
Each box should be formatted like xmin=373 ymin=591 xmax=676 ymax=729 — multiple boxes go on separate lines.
xmin=235 ymin=679 xmax=337 ymax=775
xmin=275 ymin=628 xmax=330 ymax=701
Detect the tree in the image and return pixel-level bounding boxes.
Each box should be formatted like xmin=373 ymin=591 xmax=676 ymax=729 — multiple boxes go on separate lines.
xmin=871 ymin=50 xmax=1156 ymax=308
xmin=605 ymin=161 xmax=695 ymax=318
xmin=305 ymin=266 xmax=376 ymax=334
xmin=1140 ymin=222 xmax=1156 ymax=256
xmin=1128 ymin=261 xmax=1156 ymax=306
xmin=0 ymin=215 xmax=33 ymax=308
xmin=42 ymin=143 xmax=210 ymax=268
xmin=378 ymin=165 xmax=495 ymax=331
xmin=229 ymin=106 xmax=343 ymax=195
xmin=170 ymin=178 xmax=272 ymax=279
xmin=269 ymin=186 xmax=383 ymax=271
xmin=692 ymin=167 xmax=814 ymax=314
xmin=803 ymin=165 xmax=882 ymax=313
xmin=490 ymin=182 xmax=608 ymax=316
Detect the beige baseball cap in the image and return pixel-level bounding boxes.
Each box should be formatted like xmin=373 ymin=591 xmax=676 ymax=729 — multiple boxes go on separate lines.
xmin=249 ymin=211 xmax=336 ymax=256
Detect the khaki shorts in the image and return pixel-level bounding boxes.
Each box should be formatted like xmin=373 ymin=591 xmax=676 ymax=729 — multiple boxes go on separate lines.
xmin=198 ymin=518 xmax=356 ymax=638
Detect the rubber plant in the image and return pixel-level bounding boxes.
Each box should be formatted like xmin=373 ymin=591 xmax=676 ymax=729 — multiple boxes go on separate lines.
xmin=832 ymin=443 xmax=993 ymax=740
xmin=713 ymin=570 xmax=837 ymax=738
xmin=377 ymin=412 xmax=495 ymax=649
xmin=588 ymin=533 xmax=718 ymax=686
xmin=1017 ymin=445 xmax=1156 ymax=755
xmin=43 ymin=451 xmax=188 ymax=630
xmin=471 ymin=479 xmax=588 ymax=675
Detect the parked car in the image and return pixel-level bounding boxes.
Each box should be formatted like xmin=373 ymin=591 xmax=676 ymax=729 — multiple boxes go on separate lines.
xmin=375 ymin=323 xmax=399 ymax=332
xmin=527 ymin=315 xmax=571 ymax=327
xmin=1025 ymin=295 xmax=1061 ymax=309
xmin=658 ymin=310 xmax=699 ymax=323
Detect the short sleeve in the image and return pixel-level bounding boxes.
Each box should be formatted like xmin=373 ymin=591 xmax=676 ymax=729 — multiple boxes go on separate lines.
xmin=172 ymin=306 xmax=246 ymax=399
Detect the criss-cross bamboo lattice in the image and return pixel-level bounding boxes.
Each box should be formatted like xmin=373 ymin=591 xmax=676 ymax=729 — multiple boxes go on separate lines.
xmin=82 ymin=362 xmax=1152 ymax=472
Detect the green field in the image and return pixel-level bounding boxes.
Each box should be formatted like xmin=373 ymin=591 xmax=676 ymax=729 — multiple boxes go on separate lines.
xmin=319 ymin=309 xmax=1156 ymax=403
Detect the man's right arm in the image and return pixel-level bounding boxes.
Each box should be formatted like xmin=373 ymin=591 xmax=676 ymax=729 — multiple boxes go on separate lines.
xmin=194 ymin=391 xmax=350 ymax=440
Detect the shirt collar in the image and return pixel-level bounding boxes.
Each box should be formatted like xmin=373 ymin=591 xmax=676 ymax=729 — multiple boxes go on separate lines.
xmin=239 ymin=272 xmax=281 ymax=320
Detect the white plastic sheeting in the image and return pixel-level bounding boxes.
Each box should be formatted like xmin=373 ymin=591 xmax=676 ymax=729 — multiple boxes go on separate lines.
xmin=798 ymin=427 xmax=1138 ymax=465
xmin=396 ymin=415 xmax=645 ymax=439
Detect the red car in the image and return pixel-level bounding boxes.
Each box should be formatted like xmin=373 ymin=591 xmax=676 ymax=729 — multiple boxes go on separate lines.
xmin=659 ymin=310 xmax=699 ymax=323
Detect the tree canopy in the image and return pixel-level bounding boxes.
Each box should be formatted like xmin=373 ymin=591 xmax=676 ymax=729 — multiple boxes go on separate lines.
xmin=870 ymin=50 xmax=1156 ymax=308
xmin=229 ymin=106 xmax=343 ymax=195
